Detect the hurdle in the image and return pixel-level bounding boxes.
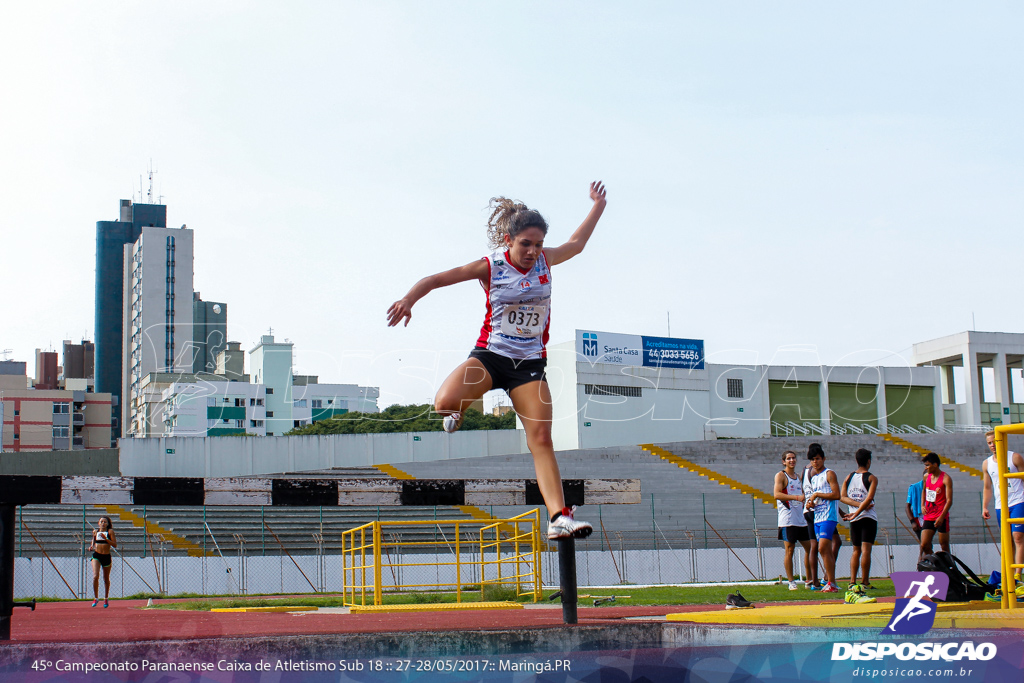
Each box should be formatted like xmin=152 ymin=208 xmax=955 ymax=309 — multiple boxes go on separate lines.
xmin=339 ymin=509 xmax=543 ymax=608
xmin=993 ymin=424 xmax=1024 ymax=609
xmin=0 ymin=475 xmax=639 ymax=638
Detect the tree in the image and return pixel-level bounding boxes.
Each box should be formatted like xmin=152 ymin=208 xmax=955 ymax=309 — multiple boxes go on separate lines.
xmin=286 ymin=403 xmax=517 ymax=436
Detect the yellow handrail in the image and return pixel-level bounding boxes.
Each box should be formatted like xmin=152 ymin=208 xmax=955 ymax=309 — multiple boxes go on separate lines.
xmin=340 ymin=510 xmax=541 ymax=607
xmin=879 ymin=434 xmax=983 ymax=478
xmin=640 ymin=444 xmax=776 ymax=506
xmin=995 ymin=423 xmax=1024 ymax=610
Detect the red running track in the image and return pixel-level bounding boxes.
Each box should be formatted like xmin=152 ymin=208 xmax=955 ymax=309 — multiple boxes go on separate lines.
xmin=10 ymin=597 xmax=894 ymax=643
xmin=10 ymin=600 xmax=671 ymax=643
xmin=9 ymin=600 xmax=708 ymax=643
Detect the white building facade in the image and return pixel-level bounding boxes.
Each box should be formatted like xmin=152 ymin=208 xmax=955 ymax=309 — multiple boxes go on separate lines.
xmin=160 ymin=379 xmax=379 ymax=437
xmin=122 ymin=225 xmax=195 ymax=434
xmin=913 ymin=331 xmax=1024 ymax=428
xmin=291 ymin=382 xmax=380 ymax=430
xmin=158 ymin=335 xmax=380 ymax=437
xmin=548 ymin=329 xmax=944 ymax=451
xmin=162 ymin=381 xmax=267 ymax=437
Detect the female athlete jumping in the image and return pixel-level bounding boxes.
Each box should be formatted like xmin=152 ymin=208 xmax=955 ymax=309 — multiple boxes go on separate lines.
xmin=387 ymin=182 xmax=607 ymax=539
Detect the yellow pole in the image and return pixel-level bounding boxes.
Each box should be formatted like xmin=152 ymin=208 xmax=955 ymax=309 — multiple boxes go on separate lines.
xmin=343 ymin=530 xmax=350 ymax=606
xmin=455 ymin=521 xmax=462 ymax=603
xmin=493 ymin=525 xmax=498 ymax=597
xmin=533 ymin=509 xmax=542 ymax=602
xmin=997 ymin=425 xmax=1018 ymax=609
xmin=361 ymin=526 xmax=368 ymax=606
xmin=479 ymin=527 xmax=485 ymax=598
xmin=514 ymin=520 xmax=521 ymax=598
xmin=373 ymin=522 xmax=382 ymax=606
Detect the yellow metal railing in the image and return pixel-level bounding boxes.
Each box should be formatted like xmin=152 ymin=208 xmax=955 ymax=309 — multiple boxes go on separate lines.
xmin=995 ymin=423 xmax=1024 ymax=609
xmin=879 ymin=434 xmax=983 ymax=478
xmin=641 ymin=444 xmax=776 ymax=505
xmin=340 ymin=510 xmax=541 ymax=607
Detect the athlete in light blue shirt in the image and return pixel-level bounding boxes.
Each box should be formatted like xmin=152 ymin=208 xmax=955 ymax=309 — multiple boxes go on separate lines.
xmin=906 ymin=476 xmax=925 ymax=562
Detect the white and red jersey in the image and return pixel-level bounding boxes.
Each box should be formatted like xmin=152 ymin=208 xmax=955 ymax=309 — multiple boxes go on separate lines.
xmin=476 ymin=249 xmax=552 ymax=360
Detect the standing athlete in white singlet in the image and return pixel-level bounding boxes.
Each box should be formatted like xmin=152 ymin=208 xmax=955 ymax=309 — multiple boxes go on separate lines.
xmin=774 ymin=450 xmax=811 ymax=590
xmin=804 ymin=443 xmax=841 ymax=593
xmin=982 ymin=430 xmax=1024 ymax=581
xmin=387 ymin=182 xmax=607 ymax=540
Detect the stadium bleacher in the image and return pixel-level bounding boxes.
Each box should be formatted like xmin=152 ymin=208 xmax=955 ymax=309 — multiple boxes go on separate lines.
xmin=13 ymin=433 xmax=1019 ymax=559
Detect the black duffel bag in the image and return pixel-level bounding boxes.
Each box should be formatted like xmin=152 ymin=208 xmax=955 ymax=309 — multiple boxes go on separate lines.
xmin=917 ymin=551 xmax=990 ymax=602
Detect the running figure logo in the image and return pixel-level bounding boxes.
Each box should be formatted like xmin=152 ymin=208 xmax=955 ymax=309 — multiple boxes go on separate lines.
xmin=883 ymin=572 xmax=949 ymax=635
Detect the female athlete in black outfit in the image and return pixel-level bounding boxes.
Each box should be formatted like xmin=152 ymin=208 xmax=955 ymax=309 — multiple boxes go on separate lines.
xmin=89 ymin=516 xmax=117 ymax=607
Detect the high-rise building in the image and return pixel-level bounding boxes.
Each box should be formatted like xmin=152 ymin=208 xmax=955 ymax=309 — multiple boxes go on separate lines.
xmin=0 ymin=362 xmax=113 ymax=452
xmin=62 ymin=340 xmax=95 ymax=382
xmin=249 ymin=335 xmax=294 ymax=436
xmin=95 ymin=199 xmax=166 ymax=438
xmin=33 ymin=350 xmax=58 ymax=390
xmin=122 ymin=224 xmax=195 ymax=433
xmin=192 ymin=293 xmax=228 ymax=374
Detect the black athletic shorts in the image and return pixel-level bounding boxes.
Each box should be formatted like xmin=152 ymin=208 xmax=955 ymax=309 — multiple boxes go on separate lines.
xmin=923 ymin=518 xmax=949 ymax=534
xmin=469 ymin=348 xmax=547 ymax=393
xmin=92 ymin=551 xmax=111 ymax=568
xmin=778 ymin=525 xmax=810 ymax=543
xmin=850 ymin=518 xmax=878 ymax=545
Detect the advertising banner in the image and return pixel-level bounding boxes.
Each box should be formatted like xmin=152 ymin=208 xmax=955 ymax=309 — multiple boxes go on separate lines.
xmin=577 ymin=330 xmax=704 ymax=370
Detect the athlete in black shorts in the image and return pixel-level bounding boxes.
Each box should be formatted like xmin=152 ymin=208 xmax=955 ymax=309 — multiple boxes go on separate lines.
xmin=841 ymin=448 xmax=879 ymax=589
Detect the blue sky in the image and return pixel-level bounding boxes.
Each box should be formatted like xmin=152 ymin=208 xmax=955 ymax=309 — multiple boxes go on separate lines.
xmin=2 ymin=2 xmax=1022 ymax=407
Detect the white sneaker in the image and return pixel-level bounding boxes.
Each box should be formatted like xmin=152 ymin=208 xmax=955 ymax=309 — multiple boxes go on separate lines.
xmin=547 ymin=506 xmax=593 ymax=540
xmin=442 ymin=412 xmax=463 ymax=433
xmin=788 ymin=581 xmax=799 ymax=591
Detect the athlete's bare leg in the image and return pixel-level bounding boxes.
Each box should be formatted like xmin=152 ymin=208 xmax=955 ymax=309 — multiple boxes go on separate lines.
xmin=1014 ymin=532 xmax=1024 ymax=578
xmin=508 ymin=380 xmax=564 ymax=519
xmin=849 ymin=544 xmax=862 ymax=585
xmin=806 ymin=540 xmax=820 ymax=586
xmin=783 ymin=541 xmax=797 ymax=582
xmin=818 ymin=537 xmax=835 ymax=585
xmin=859 ymin=542 xmax=873 ymax=585
xmin=101 ymin=565 xmax=111 ymax=600
xmin=434 ymin=359 xmax=493 ymax=415
xmin=920 ymin=527 xmax=935 ymax=558
xmin=800 ymin=539 xmax=812 ymax=583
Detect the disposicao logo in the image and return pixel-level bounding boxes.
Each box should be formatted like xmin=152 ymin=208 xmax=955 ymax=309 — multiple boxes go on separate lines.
xmin=831 ymin=572 xmax=998 ymax=663
xmin=884 ymin=572 xmax=948 ymax=635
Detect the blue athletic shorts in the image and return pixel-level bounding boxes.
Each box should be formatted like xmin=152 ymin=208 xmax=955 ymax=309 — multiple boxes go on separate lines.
xmin=996 ymin=502 xmax=1024 ymax=533
xmin=814 ymin=520 xmax=838 ymax=540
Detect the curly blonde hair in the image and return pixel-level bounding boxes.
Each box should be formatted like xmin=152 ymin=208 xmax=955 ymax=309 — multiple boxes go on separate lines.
xmin=486 ymin=197 xmax=549 ymax=249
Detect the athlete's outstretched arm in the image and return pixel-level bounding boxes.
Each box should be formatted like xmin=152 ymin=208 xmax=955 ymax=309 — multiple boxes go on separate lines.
xmin=544 ymin=181 xmax=607 ymax=267
xmin=387 ymin=259 xmax=489 ymax=327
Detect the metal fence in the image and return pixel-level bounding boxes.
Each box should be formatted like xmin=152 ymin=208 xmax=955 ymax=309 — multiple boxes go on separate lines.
xmin=10 ymin=495 xmax=1007 ymax=600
